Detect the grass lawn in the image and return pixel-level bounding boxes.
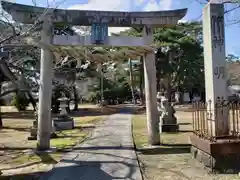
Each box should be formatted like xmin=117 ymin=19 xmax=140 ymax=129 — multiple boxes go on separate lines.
xmin=132 ymin=114 xmax=191 ymax=148
xmin=0 ymin=115 xmax=104 ymax=169
xmin=132 ymin=114 xmax=148 ymax=147
xmin=0 ymin=104 xmax=121 ymax=178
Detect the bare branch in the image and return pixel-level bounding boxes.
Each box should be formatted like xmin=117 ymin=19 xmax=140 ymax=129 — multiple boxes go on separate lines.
xmin=0 ymin=89 xmax=17 ymax=98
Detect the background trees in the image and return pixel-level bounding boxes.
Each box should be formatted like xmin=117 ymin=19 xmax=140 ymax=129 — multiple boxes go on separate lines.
xmin=114 ymin=22 xmax=204 ymax=102
xmin=0 ymin=12 xmax=238 ymax=110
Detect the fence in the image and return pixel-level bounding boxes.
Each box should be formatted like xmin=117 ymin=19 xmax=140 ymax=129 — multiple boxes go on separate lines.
xmin=192 ymin=99 xmax=240 ymax=142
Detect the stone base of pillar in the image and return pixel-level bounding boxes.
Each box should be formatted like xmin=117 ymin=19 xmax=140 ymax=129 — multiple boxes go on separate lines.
xmin=28 ymin=120 xmax=57 ymax=140
xmin=190 ymin=135 xmax=240 ymax=173
xmin=28 ymin=120 xmax=38 ymax=140
xmin=161 ymin=124 xmax=179 ymax=132
xmin=28 ymin=130 xmax=57 ymax=140
xmin=28 ymin=128 xmax=38 ymax=140
xmin=53 ymin=115 xmax=74 ymax=131
xmin=159 ymin=115 xmax=179 ymax=132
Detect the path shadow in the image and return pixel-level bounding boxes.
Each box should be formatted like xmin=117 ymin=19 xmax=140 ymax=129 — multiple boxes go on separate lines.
xmin=1 ymin=126 xmax=30 ymax=132
xmin=0 ymin=147 xmax=34 ymax=151
xmin=132 ymin=107 xmax=146 ymax=114
xmin=80 ymin=150 xmax=137 ymax=161
xmin=161 ymin=143 xmax=191 ymax=147
xmin=74 ymin=125 xmax=96 ymax=129
xmin=40 ymin=159 xmax=138 ymax=180
xmin=35 ymin=152 xmax=58 ymax=164
xmin=138 ymin=143 xmax=191 ymax=155
xmin=73 ymin=146 xmax=134 ymax=151
xmin=1 ymin=111 xmax=34 ymax=119
xmin=70 ymin=106 xmax=121 ymax=117
xmin=178 ymin=123 xmax=191 ymax=125
xmin=0 ymin=172 xmax=44 ymax=180
xmin=71 ymin=106 xmax=136 ymax=118
xmin=178 ymin=130 xmax=193 ymax=133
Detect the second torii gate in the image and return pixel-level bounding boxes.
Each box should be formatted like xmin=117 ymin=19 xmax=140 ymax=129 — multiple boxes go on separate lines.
xmin=1 ymin=1 xmax=187 ymax=150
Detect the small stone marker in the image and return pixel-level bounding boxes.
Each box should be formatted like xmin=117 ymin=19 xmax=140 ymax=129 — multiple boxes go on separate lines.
xmin=28 ymin=111 xmax=56 ymax=140
xmin=158 ymin=93 xmax=179 ymax=132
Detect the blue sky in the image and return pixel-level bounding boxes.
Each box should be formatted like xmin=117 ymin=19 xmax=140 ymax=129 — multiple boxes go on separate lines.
xmin=15 ymin=0 xmax=240 ymax=56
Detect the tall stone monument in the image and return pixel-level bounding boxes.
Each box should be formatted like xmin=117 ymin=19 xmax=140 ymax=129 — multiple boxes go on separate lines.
xmin=1 ymin=1 xmax=187 ymax=149
xmin=203 ymin=3 xmax=228 ymax=136
xmin=190 ymin=2 xmax=240 ymax=172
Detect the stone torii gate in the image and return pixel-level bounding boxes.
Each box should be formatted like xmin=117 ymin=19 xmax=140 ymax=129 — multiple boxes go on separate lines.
xmin=1 ymin=1 xmax=187 ymax=150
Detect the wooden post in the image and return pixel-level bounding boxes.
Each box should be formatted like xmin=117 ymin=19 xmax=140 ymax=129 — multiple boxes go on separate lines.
xmin=0 ymin=51 xmax=9 ymax=128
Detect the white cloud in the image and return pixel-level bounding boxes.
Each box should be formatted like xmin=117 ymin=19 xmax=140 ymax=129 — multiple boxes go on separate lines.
xmin=69 ymin=0 xmax=131 ymax=11
xmin=68 ymin=0 xmax=173 ymax=35
xmin=69 ymin=0 xmax=173 ymax=11
xmin=69 ymin=0 xmax=132 ymax=35
xmin=178 ymin=19 xmax=188 ymax=23
xmin=144 ymin=0 xmax=173 ymax=11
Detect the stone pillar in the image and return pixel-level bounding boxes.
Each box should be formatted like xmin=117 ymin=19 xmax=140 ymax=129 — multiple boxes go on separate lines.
xmin=37 ymin=15 xmax=54 ymax=150
xmin=203 ymin=3 xmax=229 ymax=136
xmin=143 ymin=25 xmax=160 ymax=145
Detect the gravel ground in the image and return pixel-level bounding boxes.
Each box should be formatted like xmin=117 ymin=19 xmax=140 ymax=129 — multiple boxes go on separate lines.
xmin=138 ymin=152 xmax=240 ymax=180
xmin=136 ymin=110 xmax=240 ymax=180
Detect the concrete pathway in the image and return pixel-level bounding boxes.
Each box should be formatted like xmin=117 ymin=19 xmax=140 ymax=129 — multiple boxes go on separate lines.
xmin=41 ymin=111 xmax=142 ymax=180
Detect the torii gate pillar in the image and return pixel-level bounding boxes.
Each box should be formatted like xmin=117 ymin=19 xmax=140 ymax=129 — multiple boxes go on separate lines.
xmin=37 ymin=16 xmax=54 ymax=150
xmin=143 ymin=26 xmax=160 ymax=145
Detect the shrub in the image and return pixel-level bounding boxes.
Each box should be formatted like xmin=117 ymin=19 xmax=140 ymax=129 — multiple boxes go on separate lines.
xmin=11 ymin=92 xmax=29 ymax=111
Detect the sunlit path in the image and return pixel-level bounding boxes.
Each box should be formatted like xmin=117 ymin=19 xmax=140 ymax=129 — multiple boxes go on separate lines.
xmin=41 ymin=108 xmax=142 ymax=180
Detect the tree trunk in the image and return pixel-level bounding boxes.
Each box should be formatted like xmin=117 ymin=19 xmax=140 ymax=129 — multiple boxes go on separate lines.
xmin=167 ymin=75 xmax=172 ymax=102
xmin=0 ymin=83 xmax=2 ymax=128
xmin=162 ymin=75 xmax=171 ymax=102
xmin=166 ymin=51 xmax=174 ymax=102
xmin=156 ymin=59 xmax=161 ymax=92
xmin=129 ymin=58 xmax=135 ymax=104
xmin=139 ymin=56 xmax=145 ymax=105
xmin=156 ymin=76 xmax=160 ymax=92
xmin=73 ymin=86 xmax=78 ymax=111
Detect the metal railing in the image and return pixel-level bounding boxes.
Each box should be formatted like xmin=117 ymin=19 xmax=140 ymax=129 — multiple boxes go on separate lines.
xmin=192 ymin=99 xmax=240 ymax=142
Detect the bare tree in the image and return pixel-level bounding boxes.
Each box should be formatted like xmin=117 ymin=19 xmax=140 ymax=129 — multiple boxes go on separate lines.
xmin=191 ymin=0 xmax=240 ymax=27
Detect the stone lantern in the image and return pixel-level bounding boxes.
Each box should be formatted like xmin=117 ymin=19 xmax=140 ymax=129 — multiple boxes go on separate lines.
xmin=59 ymin=97 xmax=69 ymax=115
xmin=53 ymin=96 xmax=74 ymax=131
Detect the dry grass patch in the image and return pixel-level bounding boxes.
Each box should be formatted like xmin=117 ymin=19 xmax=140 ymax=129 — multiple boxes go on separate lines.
xmin=0 ymin=104 xmax=123 ymax=179
xmin=132 ymin=114 xmax=148 ymax=147
xmin=132 ymin=114 xmax=192 ymax=148
xmin=0 ymin=105 xmax=113 ymax=177
xmin=0 ymin=115 xmax=104 ymax=167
